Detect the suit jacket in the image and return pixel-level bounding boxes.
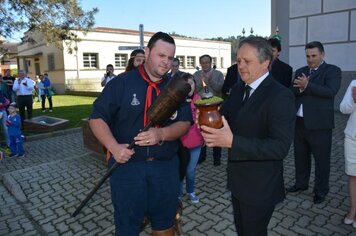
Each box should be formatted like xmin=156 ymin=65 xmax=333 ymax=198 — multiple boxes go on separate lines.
xmin=167 ymin=70 xmax=184 ymax=81
xmin=222 ymin=75 xmax=295 ymax=206
xmin=270 ymin=58 xmax=293 ymax=88
xmin=292 ymin=62 xmax=341 ymax=130
xmin=222 ymin=64 xmax=242 ymax=97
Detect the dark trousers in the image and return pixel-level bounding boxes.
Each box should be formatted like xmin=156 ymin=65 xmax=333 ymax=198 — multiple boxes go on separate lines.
xmin=9 ymin=135 xmax=24 ymax=155
xmin=41 ymin=95 xmax=53 ymax=110
xmin=294 ymin=117 xmax=331 ymax=196
xmin=17 ymin=95 xmax=33 ymax=127
xmin=200 ymin=146 xmax=221 ymax=160
xmin=232 ymin=195 xmax=274 ymax=236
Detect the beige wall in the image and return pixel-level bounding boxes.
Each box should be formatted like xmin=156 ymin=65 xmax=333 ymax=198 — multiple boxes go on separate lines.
xmin=63 ymin=30 xmax=230 ymax=93
xmin=272 ymin=0 xmax=356 ymax=109
xmin=17 ymin=29 xmax=231 ymax=93
xmin=17 ymin=33 xmax=66 ymax=92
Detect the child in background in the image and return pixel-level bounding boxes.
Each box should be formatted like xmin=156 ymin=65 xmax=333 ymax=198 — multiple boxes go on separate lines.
xmin=6 ymin=103 xmax=25 ymax=157
xmin=180 ymin=73 xmax=204 ymax=203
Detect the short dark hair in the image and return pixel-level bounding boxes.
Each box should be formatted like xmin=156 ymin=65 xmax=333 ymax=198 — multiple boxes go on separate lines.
xmin=147 ymin=32 xmax=175 ymax=50
xmin=173 ymin=57 xmax=180 ymax=64
xmin=106 ymin=64 xmax=114 ymax=69
xmin=238 ymin=37 xmax=273 ymax=65
xmin=130 ymin=49 xmax=145 ymax=58
xmin=267 ymin=38 xmax=281 ymax=52
xmin=199 ymin=54 xmax=212 ymax=63
xmin=305 ymin=41 xmax=324 ymax=53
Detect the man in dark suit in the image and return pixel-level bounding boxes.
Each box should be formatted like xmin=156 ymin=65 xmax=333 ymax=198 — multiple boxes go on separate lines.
xmin=268 ymin=38 xmax=293 ymax=88
xmin=201 ymin=37 xmax=295 ymax=236
xmin=222 ymin=63 xmax=242 ymax=98
xmin=287 ymin=41 xmax=341 ymax=204
xmin=167 ymin=57 xmax=184 ymax=81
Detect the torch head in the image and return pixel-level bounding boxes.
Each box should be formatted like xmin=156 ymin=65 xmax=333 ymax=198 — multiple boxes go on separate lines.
xmin=147 ymin=74 xmax=191 ymax=125
xmin=201 ymin=80 xmax=213 ymax=99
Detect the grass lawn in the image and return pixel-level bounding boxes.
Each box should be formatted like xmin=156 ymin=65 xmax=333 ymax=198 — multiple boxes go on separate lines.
xmin=29 ymin=95 xmax=97 ymax=133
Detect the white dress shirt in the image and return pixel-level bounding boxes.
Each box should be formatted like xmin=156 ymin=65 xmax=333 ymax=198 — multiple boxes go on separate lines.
xmin=12 ymin=77 xmax=35 ymax=96
xmin=245 ymin=71 xmax=269 ymax=98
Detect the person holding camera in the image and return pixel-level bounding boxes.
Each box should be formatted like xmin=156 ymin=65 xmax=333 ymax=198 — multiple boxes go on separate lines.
xmin=101 ymin=64 xmax=116 ymax=87
xmin=12 ymin=70 xmax=34 ymax=128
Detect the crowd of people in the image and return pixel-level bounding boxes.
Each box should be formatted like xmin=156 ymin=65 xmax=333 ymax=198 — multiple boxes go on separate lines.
xmin=1 ymin=31 xmax=351 ymax=235
xmin=89 ymin=31 xmax=356 ymax=236
xmin=0 ymin=69 xmax=54 ymax=159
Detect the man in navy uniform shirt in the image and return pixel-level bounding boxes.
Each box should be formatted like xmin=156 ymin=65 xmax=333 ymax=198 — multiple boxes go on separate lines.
xmin=90 ymin=32 xmax=192 ymax=236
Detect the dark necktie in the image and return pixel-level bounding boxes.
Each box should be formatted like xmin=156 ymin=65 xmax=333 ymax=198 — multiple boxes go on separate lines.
xmin=242 ymin=85 xmax=251 ymax=106
xmin=309 ymin=69 xmax=317 ymax=76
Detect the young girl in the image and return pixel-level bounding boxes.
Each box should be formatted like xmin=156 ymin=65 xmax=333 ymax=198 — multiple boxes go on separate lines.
xmin=6 ymin=103 xmax=25 ymax=157
xmin=180 ymin=73 xmax=204 ymax=203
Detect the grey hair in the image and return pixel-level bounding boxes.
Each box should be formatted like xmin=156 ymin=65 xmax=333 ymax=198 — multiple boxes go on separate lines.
xmin=18 ymin=70 xmax=27 ymax=75
xmin=238 ymin=37 xmax=273 ymax=66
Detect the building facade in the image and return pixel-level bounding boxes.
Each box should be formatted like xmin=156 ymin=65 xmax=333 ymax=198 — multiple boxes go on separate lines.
xmin=17 ymin=27 xmax=231 ymax=94
xmin=0 ymin=42 xmax=18 ymax=75
xmin=272 ymin=0 xmax=356 ymax=107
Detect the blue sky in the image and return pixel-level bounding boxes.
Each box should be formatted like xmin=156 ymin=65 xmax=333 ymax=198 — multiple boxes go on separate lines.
xmin=82 ymin=0 xmax=272 ymax=39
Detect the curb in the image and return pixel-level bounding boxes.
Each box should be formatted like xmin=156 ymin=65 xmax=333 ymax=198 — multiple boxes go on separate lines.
xmin=25 ymin=127 xmax=82 ymax=142
xmin=2 ymin=173 xmax=27 ymax=203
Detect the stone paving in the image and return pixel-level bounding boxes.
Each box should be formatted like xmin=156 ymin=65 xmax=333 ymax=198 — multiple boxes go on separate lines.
xmin=1 ymin=113 xmax=356 ymax=235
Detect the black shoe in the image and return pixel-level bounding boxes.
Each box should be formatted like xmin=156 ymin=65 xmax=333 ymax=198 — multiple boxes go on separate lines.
xmin=286 ymin=185 xmax=308 ymax=193
xmin=213 ymin=158 xmax=221 ymax=166
xmin=313 ymin=194 xmax=326 ymax=204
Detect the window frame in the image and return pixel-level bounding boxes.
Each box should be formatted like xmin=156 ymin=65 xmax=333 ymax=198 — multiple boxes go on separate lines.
xmin=176 ymin=55 xmax=185 ymax=68
xmin=47 ymin=53 xmax=55 ymax=71
xmin=186 ymin=56 xmax=196 ymax=69
xmin=83 ymin=53 xmax=98 ymax=68
xmin=115 ymin=53 xmax=128 ymax=68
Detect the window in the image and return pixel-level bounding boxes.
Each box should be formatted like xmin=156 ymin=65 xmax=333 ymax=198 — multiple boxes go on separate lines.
xmin=187 ymin=56 xmax=195 ymax=68
xmin=83 ymin=53 xmax=98 ymax=68
xmin=115 ymin=54 xmax=128 ymax=68
xmin=220 ymin=57 xmax=224 ymax=68
xmin=212 ymin=57 xmax=217 ymax=68
xmin=48 ymin=54 xmax=55 ymax=71
xmin=176 ymin=56 xmax=185 ymax=68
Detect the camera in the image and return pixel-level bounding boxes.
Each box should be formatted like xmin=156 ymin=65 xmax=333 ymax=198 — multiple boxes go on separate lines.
xmin=106 ymin=71 xmax=110 ymax=77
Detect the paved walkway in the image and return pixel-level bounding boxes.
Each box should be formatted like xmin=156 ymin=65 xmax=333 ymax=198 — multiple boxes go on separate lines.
xmin=0 ymin=113 xmax=356 ymax=235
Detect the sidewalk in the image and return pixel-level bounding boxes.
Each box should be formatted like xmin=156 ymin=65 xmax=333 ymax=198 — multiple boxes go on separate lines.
xmin=0 ymin=113 xmax=355 ymax=235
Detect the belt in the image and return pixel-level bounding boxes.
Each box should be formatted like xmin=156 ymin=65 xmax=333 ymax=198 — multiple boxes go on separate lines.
xmin=146 ymin=157 xmax=172 ymax=161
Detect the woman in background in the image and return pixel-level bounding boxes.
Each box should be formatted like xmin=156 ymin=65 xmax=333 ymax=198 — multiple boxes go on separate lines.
xmin=180 ymin=73 xmax=204 ymax=203
xmin=340 ymin=79 xmax=356 ymax=228
xmin=125 ymin=49 xmax=145 ymax=72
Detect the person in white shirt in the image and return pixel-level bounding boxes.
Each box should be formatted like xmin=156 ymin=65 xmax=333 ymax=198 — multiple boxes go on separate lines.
xmin=12 ymin=70 xmax=35 ymax=127
xmin=101 ymin=64 xmax=116 ymax=87
xmin=340 ymin=80 xmax=356 ymax=227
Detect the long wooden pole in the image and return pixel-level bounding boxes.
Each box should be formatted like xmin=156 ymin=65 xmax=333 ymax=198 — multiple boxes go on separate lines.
xmin=71 ymin=121 xmax=153 ymax=217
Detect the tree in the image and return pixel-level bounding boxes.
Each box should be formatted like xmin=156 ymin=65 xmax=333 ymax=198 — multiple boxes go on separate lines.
xmin=0 ymin=0 xmax=98 ymax=53
xmin=206 ymin=34 xmax=269 ymax=63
